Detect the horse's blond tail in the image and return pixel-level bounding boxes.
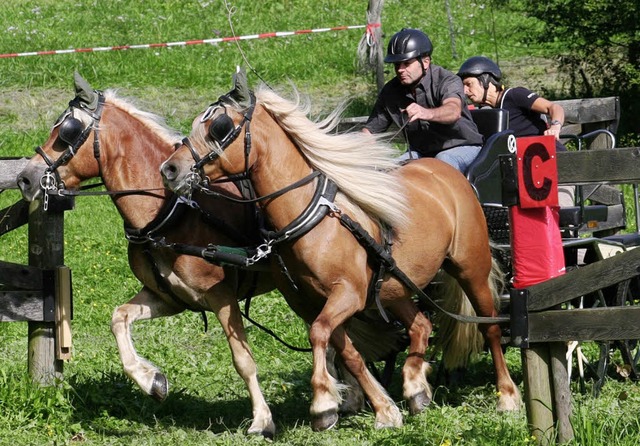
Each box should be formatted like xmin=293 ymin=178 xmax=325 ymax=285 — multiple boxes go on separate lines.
xmin=434 ymin=258 xmax=504 ymax=370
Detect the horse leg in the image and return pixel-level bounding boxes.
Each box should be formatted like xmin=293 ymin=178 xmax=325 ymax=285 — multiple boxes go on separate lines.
xmin=326 ymin=344 xmax=365 ymax=415
xmin=387 ymin=299 xmax=434 ymax=415
xmin=208 ymin=294 xmax=276 ymax=438
xmin=454 ymin=270 xmax=522 ymax=411
xmin=329 ymin=324 xmax=403 ymax=429
xmin=308 ymin=287 xmax=402 ymax=431
xmin=111 ymin=287 xmax=182 ymax=401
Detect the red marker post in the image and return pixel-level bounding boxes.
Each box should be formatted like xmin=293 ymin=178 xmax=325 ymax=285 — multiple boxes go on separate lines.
xmin=510 ymin=135 xmax=565 ymax=288
xmin=507 ymin=135 xmax=572 ymax=444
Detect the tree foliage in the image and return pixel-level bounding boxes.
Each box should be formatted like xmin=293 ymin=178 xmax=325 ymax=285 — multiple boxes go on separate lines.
xmin=507 ymin=0 xmax=640 ymax=133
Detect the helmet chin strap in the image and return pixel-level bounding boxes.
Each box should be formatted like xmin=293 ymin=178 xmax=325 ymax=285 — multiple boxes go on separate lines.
xmin=407 ymin=56 xmax=428 ymax=90
xmin=481 ymin=87 xmax=489 ymax=105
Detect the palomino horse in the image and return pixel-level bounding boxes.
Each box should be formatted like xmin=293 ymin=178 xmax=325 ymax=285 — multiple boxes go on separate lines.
xmin=16 ymin=74 xmax=276 ymax=437
xmin=161 ymin=74 xmax=522 ymax=430
xmin=17 ymin=74 xmax=405 ymax=436
xmin=18 ymin=76 xmax=404 ymax=437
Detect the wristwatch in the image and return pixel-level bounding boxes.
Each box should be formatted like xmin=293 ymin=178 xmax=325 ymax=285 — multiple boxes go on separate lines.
xmin=550 ymin=119 xmax=562 ymax=126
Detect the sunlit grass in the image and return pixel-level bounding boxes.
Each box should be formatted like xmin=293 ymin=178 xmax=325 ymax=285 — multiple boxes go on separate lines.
xmin=1 ymin=1 xmax=640 ymax=445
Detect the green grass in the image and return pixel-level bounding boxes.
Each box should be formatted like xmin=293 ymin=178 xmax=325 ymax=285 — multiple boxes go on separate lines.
xmin=2 ymin=1 xmax=640 ymax=445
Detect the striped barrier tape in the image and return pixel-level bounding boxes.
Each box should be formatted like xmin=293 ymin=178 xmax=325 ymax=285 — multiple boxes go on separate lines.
xmin=0 ymin=24 xmax=380 ymax=59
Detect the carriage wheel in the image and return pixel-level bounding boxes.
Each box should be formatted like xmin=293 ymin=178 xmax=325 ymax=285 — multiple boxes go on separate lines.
xmin=611 ymin=278 xmax=640 ymax=381
xmin=569 ymin=277 xmax=640 ymax=397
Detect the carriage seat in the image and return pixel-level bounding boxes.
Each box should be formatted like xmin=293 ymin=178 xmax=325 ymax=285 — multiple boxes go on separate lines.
xmin=465 ymin=108 xmax=512 ymax=204
xmin=470 ymin=108 xmax=509 ymax=140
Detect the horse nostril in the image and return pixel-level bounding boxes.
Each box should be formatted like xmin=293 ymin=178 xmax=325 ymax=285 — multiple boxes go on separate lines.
xmin=161 ymin=163 xmax=177 ymax=181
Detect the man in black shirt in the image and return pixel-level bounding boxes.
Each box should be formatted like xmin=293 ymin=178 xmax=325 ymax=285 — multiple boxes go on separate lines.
xmin=458 ymin=56 xmax=574 ymax=206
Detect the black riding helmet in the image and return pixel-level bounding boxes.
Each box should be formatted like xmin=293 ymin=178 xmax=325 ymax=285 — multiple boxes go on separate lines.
xmin=457 ymin=56 xmax=502 ymax=89
xmin=384 ymin=28 xmax=433 ymax=64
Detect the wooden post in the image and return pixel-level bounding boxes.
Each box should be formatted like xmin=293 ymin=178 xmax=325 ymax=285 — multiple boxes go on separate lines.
xmin=365 ymin=0 xmax=385 ymax=92
xmin=27 ymin=199 xmax=64 ymax=385
xmin=549 ymin=342 xmax=573 ymax=443
xmin=508 ymin=136 xmax=574 ymax=444
xmin=522 ymin=346 xmax=555 ymax=445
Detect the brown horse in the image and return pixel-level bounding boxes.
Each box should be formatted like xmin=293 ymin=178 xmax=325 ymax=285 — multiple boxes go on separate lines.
xmin=161 ymin=76 xmax=522 ymax=430
xmin=16 ymin=74 xmax=406 ymax=436
xmin=15 ymin=75 xmax=278 ymax=436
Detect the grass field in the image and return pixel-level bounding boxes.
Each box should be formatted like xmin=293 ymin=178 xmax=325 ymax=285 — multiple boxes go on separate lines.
xmin=2 ymin=1 xmax=640 ymax=445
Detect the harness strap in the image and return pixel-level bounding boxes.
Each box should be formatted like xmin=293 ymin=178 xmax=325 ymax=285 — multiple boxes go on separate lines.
xmin=261 ymin=173 xmax=338 ymax=244
xmin=141 ymin=247 xmax=206 ymax=321
xmin=367 ymin=224 xmax=394 ymax=323
xmin=334 ymin=212 xmax=509 ymax=325
xmin=125 ymin=193 xmax=186 ymax=243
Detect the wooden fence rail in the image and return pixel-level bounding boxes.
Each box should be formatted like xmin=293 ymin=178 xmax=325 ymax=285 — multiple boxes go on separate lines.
xmin=508 ymin=146 xmax=640 ymax=444
xmin=0 ymin=157 xmax=73 ymax=385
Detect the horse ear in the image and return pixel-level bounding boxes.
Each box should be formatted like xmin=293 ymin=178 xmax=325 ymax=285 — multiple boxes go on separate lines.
xmin=73 ymin=71 xmax=99 ymax=111
xmin=229 ymin=66 xmax=252 ymax=109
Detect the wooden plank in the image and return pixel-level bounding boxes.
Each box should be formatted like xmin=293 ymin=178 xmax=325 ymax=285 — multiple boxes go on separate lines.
xmin=527 ymin=247 xmax=640 ymax=311
xmin=338 ymin=97 xmax=619 ymax=133
xmin=529 ymin=307 xmax=640 ymax=342
xmin=55 ymin=266 xmax=72 ymax=360
xmin=0 ymin=291 xmax=44 ymax=321
xmin=0 ymin=200 xmax=29 ymax=235
xmin=27 ymin=200 xmax=65 ymax=384
xmin=556 ymin=97 xmax=619 ymax=124
xmin=0 ymin=260 xmax=43 ymax=290
xmin=557 ymin=147 xmax=640 ymax=184
xmin=0 ymin=158 xmax=30 ymax=189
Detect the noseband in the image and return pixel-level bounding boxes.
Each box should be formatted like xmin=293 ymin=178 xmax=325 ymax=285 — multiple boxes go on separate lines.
xmin=36 ymin=92 xmax=106 ymax=202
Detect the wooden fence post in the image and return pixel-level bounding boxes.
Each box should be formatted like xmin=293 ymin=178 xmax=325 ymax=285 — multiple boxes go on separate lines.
xmin=522 ymin=346 xmax=555 ymax=444
xmin=27 ymin=199 xmax=64 ymax=385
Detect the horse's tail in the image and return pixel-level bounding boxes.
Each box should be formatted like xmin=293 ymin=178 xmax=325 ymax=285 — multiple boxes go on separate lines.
xmin=434 ymin=257 xmax=504 ymax=370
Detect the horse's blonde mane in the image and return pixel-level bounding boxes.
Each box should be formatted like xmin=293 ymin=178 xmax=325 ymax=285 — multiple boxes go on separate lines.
xmin=103 ymin=90 xmax=182 ymax=145
xmin=253 ymin=85 xmax=409 ymax=229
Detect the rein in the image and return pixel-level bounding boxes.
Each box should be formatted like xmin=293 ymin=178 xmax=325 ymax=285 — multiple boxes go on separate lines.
xmin=183 ymin=91 xmax=507 ymax=326
xmin=51 ymin=184 xmax=166 ymax=199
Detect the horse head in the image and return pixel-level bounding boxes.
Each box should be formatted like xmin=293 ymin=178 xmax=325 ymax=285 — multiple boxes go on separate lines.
xmin=161 ymin=67 xmax=256 ymax=196
xmin=17 ymin=72 xmax=105 ymax=202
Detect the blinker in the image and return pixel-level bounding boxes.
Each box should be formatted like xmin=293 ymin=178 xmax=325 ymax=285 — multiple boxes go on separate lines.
xmin=208 ymin=114 xmax=236 ymax=145
xmin=58 ymin=116 xmax=86 ymax=146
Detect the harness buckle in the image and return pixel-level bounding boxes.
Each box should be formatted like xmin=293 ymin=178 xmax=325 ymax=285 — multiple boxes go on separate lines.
xmin=40 ymin=171 xmax=59 ymax=211
xmin=246 ymin=240 xmax=274 ymax=266
xmin=319 ymin=196 xmax=341 ymax=216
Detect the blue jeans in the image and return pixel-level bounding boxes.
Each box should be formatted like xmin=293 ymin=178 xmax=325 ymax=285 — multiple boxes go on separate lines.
xmin=398 ymin=145 xmax=482 ymax=173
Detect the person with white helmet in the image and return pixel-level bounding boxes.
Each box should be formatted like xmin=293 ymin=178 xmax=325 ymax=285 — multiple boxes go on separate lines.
xmin=363 ymin=28 xmax=483 ymax=173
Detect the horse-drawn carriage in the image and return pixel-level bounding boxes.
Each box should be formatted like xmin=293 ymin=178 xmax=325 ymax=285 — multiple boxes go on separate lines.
xmin=14 ymin=71 xmax=640 ymax=439
xmin=465 ymin=105 xmax=640 ymax=396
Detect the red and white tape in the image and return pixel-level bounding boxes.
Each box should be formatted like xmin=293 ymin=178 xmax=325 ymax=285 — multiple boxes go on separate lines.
xmin=0 ymin=24 xmax=380 ymax=59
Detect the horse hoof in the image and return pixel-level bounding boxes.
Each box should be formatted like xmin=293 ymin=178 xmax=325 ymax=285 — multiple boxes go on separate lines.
xmin=408 ymin=390 xmax=431 ymax=415
xmin=311 ymin=410 xmax=339 ymax=431
xmin=247 ymin=419 xmax=276 ymax=439
xmin=247 ymin=426 xmax=275 ymax=439
xmin=150 ymin=373 xmax=169 ymax=402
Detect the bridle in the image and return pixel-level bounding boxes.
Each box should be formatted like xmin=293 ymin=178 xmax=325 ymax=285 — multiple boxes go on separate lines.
xmin=182 ymin=92 xmax=256 ymax=192
xmin=35 ymin=92 xmax=106 ymax=209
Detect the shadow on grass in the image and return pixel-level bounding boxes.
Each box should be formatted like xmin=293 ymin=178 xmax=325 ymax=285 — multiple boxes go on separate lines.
xmin=64 ymin=348 xmax=524 ymax=437
xmin=65 ymin=368 xmax=314 ymax=436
